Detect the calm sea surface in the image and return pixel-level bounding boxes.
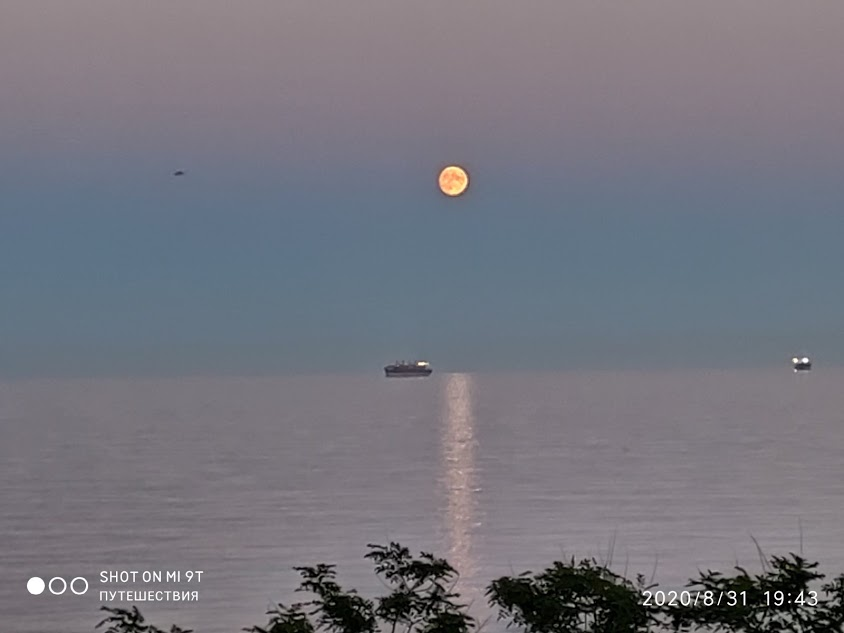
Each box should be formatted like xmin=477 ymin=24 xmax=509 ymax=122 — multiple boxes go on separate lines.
xmin=2 ymin=369 xmax=843 ymax=632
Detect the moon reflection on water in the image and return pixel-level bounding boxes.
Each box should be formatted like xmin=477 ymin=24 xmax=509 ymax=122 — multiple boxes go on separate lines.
xmin=440 ymin=373 xmax=481 ymax=607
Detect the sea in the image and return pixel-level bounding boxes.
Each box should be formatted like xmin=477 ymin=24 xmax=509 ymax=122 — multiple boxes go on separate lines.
xmin=2 ymin=369 xmax=843 ymax=632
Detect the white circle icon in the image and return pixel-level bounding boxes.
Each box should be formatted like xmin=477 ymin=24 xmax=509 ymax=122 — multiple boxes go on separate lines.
xmin=71 ymin=577 xmax=89 ymax=595
xmin=49 ymin=577 xmax=67 ymax=595
xmin=27 ymin=577 xmax=45 ymax=595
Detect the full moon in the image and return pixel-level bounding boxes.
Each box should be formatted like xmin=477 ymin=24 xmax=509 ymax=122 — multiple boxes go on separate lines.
xmin=438 ymin=165 xmax=469 ymax=197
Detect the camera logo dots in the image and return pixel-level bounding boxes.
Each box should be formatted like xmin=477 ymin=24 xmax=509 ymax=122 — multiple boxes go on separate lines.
xmin=27 ymin=576 xmax=88 ymax=596
xmin=27 ymin=577 xmax=45 ymax=595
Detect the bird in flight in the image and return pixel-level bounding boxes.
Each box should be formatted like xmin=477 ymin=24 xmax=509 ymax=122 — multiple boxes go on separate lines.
xmin=173 ymin=170 xmax=185 ymax=176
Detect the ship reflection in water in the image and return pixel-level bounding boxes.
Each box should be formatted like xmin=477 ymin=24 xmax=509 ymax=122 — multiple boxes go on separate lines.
xmin=440 ymin=373 xmax=481 ymax=608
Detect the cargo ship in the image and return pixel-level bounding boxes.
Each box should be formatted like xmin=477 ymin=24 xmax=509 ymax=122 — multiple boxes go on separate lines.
xmin=384 ymin=360 xmax=432 ymax=378
xmin=792 ymin=356 xmax=811 ymax=372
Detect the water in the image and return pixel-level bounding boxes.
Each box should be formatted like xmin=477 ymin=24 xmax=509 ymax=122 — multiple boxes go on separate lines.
xmin=2 ymin=369 xmax=843 ymax=632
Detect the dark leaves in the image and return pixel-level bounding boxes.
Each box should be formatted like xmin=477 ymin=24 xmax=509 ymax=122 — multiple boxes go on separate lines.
xmin=96 ymin=606 xmax=193 ymax=633
xmin=664 ymin=554 xmax=833 ymax=633
xmin=97 ymin=545 xmax=844 ymax=633
xmin=487 ymin=558 xmax=657 ymax=633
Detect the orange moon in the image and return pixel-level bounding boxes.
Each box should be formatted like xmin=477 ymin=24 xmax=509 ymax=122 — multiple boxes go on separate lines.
xmin=438 ymin=165 xmax=469 ymax=197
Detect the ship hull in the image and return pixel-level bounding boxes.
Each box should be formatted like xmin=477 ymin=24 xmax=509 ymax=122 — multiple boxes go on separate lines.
xmin=384 ymin=368 xmax=432 ymax=378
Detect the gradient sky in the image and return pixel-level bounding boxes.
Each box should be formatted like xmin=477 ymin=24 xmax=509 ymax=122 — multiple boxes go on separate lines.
xmin=2 ymin=1 xmax=844 ymax=376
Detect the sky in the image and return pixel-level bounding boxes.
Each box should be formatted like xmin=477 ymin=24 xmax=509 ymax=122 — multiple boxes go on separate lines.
xmin=2 ymin=1 xmax=844 ymax=376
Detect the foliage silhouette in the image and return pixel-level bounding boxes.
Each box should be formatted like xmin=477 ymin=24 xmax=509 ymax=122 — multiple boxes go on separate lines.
xmin=97 ymin=605 xmax=193 ymax=633
xmin=243 ymin=543 xmax=474 ymax=633
xmin=663 ymin=553 xmax=844 ymax=632
xmin=95 ymin=542 xmax=844 ymax=633
xmin=486 ymin=557 xmax=657 ymax=633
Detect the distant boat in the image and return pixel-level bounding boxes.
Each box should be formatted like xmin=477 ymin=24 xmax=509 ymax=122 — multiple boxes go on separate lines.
xmin=792 ymin=356 xmax=812 ymax=372
xmin=384 ymin=360 xmax=432 ymax=378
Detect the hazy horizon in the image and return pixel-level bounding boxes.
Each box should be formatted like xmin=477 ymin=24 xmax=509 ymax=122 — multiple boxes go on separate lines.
xmin=3 ymin=1 xmax=844 ymax=377
xmin=0 ymin=338 xmax=837 ymax=380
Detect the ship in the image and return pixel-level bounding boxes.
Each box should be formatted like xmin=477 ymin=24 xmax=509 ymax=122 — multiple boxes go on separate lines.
xmin=384 ymin=360 xmax=433 ymax=378
xmin=792 ymin=356 xmax=812 ymax=372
